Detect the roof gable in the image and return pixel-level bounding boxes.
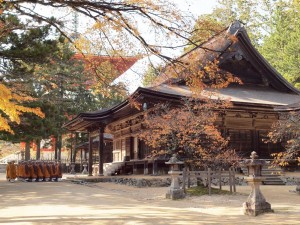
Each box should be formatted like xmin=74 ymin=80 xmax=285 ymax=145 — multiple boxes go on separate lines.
xmin=159 ymin=21 xmax=300 ymax=95
xmin=219 ymin=23 xmax=299 ymax=94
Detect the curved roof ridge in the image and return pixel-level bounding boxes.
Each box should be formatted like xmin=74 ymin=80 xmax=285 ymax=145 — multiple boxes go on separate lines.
xmin=233 ymin=27 xmax=300 ymax=95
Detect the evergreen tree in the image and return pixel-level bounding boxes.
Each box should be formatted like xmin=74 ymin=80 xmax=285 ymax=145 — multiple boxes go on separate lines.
xmin=0 ymin=14 xmax=59 ymax=133
xmin=259 ymin=0 xmax=300 ymax=89
xmin=186 ymin=0 xmax=275 ymax=51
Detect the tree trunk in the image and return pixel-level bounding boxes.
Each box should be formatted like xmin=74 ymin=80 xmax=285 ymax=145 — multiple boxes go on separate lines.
xmin=25 ymin=141 xmax=30 ymax=161
xmin=53 ymin=137 xmax=57 ymax=160
xmin=73 ymin=132 xmax=79 ymax=163
xmin=54 ymin=135 xmax=62 ymax=161
xmin=57 ymin=134 xmax=62 ymax=161
xmin=36 ymin=139 xmax=41 ymax=160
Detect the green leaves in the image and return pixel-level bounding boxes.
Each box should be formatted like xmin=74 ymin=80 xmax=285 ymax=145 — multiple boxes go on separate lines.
xmin=259 ymin=0 xmax=300 ymax=89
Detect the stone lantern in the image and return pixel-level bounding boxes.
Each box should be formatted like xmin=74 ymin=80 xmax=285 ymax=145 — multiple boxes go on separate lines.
xmin=242 ymin=151 xmax=273 ymax=216
xmin=70 ymin=162 xmax=76 ymax=174
xmin=92 ymin=164 xmax=99 ymax=176
xmin=82 ymin=160 xmax=88 ymax=174
xmin=165 ymin=154 xmax=185 ymax=200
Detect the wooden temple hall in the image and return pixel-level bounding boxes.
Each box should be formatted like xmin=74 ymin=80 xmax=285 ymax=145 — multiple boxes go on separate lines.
xmin=64 ymin=21 xmax=300 ymax=176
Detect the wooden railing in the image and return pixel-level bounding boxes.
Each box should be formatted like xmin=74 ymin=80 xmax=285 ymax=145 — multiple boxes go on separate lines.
xmin=182 ymin=167 xmax=237 ymax=195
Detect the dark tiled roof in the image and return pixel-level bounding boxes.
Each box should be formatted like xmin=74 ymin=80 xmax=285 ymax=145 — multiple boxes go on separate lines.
xmin=148 ymin=84 xmax=300 ymax=106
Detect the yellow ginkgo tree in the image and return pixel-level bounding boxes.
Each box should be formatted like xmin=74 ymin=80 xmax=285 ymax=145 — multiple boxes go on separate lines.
xmin=0 ymin=84 xmax=44 ymax=134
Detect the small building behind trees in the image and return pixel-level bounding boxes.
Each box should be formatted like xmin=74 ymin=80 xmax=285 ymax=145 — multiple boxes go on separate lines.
xmin=64 ymin=21 xmax=300 ymax=176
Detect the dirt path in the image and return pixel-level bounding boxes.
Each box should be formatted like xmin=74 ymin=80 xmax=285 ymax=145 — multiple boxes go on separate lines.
xmin=0 ymin=174 xmax=299 ymax=225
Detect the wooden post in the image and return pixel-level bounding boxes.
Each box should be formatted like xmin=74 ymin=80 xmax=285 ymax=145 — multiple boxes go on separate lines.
xmin=88 ymin=132 xmax=93 ymax=176
xmin=229 ymin=168 xmax=232 ymax=193
xmin=144 ymin=161 xmax=148 ymax=175
xmin=133 ymin=137 xmax=138 ymax=159
xmin=182 ymin=167 xmax=186 ymax=193
xmin=232 ymin=167 xmax=236 ymax=193
xmin=80 ymin=149 xmax=83 ymax=172
xmin=187 ymin=167 xmax=191 ymax=188
xmin=219 ymin=169 xmax=222 ymax=190
xmin=98 ymin=127 xmax=104 ymax=176
xmin=153 ymin=160 xmax=158 ymax=175
xmin=70 ymin=134 xmax=73 ymax=163
xmin=208 ymin=168 xmax=211 ymax=196
xmin=133 ymin=162 xmax=137 ymax=174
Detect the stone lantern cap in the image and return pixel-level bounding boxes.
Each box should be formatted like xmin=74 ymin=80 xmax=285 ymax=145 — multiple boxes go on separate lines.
xmin=243 ymin=151 xmax=266 ymax=166
xmin=165 ymin=154 xmax=184 ymax=165
xmin=242 ymin=151 xmax=266 ymax=177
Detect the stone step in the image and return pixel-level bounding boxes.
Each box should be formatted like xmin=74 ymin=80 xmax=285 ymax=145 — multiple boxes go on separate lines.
xmin=263 ymin=177 xmax=285 ymax=185
xmin=241 ymin=166 xmax=284 ymax=176
xmin=263 ymin=181 xmax=284 ymax=185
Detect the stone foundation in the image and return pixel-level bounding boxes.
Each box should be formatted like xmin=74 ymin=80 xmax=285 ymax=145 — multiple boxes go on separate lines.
xmin=242 ymin=201 xmax=273 ymax=216
xmin=166 ymin=189 xmax=185 ymax=200
xmin=280 ymin=176 xmax=300 ymax=185
xmin=67 ymin=175 xmax=300 ymax=188
xmin=296 ymin=185 xmax=300 ymax=194
xmin=67 ymin=176 xmax=248 ymax=187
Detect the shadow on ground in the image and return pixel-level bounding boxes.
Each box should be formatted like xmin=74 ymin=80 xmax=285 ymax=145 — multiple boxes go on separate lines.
xmin=0 ymin=174 xmax=299 ymax=225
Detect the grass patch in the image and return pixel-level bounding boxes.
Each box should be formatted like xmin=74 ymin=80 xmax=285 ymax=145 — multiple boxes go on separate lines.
xmin=186 ymin=185 xmax=232 ymax=196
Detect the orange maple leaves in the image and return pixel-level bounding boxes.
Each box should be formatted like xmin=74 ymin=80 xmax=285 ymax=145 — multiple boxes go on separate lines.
xmin=138 ymin=97 xmax=239 ymax=167
xmin=268 ymin=112 xmax=300 ymax=166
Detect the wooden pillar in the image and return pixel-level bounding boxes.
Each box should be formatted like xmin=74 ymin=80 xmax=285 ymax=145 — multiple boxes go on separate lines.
xmin=130 ymin=137 xmax=134 ymax=160
xmin=80 ymin=149 xmax=83 ymax=172
xmin=98 ymin=127 xmax=104 ymax=176
xmin=88 ymin=132 xmax=93 ymax=176
xmin=134 ymin=137 xmax=138 ymax=159
xmin=144 ymin=161 xmax=148 ymax=175
xmin=70 ymin=140 xmax=73 ymax=163
xmin=253 ymin=130 xmax=259 ymax=154
xmin=133 ymin=162 xmax=137 ymax=174
xmin=84 ymin=149 xmax=87 ymax=161
xmin=153 ymin=160 xmax=158 ymax=176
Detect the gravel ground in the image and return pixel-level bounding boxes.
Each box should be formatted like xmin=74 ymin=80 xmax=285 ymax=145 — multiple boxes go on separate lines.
xmin=0 ymin=173 xmax=299 ymax=225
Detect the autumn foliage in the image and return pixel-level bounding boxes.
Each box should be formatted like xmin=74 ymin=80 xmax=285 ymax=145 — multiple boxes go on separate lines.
xmin=0 ymin=84 xmax=44 ymax=134
xmin=138 ymin=98 xmax=240 ymax=168
xmin=268 ymin=112 xmax=300 ymax=166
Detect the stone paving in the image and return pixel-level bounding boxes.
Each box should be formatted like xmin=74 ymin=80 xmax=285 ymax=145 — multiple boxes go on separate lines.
xmin=0 ymin=173 xmax=299 ymax=225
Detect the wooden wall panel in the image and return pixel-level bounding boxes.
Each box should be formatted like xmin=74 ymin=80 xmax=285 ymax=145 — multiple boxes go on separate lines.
xmin=225 ymin=117 xmax=253 ymax=129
